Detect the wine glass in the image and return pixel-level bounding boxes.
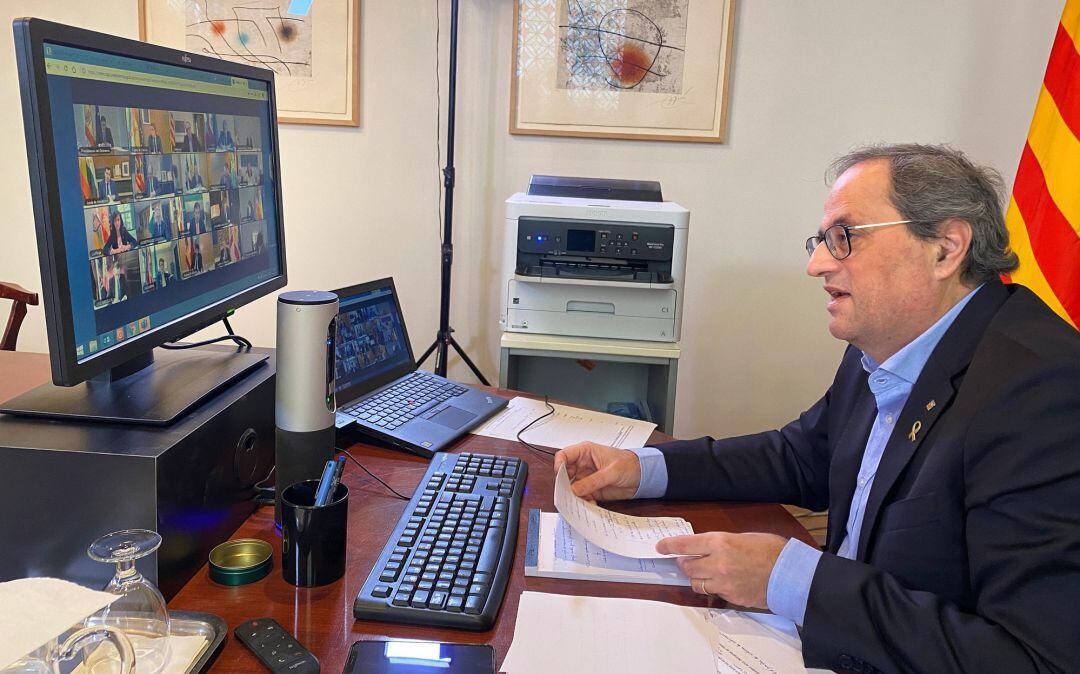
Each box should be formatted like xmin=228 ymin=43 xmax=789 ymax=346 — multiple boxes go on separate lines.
xmin=85 ymin=530 xmax=171 ymax=674
xmin=0 ymin=625 xmax=135 ymax=674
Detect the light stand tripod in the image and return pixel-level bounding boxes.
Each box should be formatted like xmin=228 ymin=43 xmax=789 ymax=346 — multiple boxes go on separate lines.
xmin=416 ymin=0 xmax=491 ymax=385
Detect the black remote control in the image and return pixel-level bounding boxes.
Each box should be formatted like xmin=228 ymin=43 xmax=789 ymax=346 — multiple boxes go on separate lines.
xmin=234 ymin=617 xmax=320 ymax=673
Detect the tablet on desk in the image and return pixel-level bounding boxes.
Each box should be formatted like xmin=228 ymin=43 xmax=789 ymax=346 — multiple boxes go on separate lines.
xmin=341 ymin=640 xmax=495 ymax=674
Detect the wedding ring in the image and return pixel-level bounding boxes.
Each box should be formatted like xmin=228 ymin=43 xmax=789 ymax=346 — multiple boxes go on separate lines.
xmin=697 ymin=578 xmax=709 ymax=595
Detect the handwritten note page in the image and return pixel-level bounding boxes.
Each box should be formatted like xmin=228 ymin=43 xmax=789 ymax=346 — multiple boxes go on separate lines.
xmin=554 ymin=464 xmax=692 ymax=558
xmin=470 ymin=397 xmax=656 ymax=449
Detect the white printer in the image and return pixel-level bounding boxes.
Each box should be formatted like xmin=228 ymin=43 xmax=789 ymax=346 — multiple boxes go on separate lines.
xmin=501 ymin=177 xmax=689 ymax=342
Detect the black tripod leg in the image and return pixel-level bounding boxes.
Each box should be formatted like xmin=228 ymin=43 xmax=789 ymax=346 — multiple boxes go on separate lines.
xmin=417 ymin=340 xmax=439 ymax=368
xmin=449 ymin=334 xmax=490 ymax=386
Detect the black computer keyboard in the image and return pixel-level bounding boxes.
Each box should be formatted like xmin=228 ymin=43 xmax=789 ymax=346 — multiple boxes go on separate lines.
xmin=353 ymin=451 xmax=528 ymax=630
xmin=342 ymin=372 xmax=469 ymax=431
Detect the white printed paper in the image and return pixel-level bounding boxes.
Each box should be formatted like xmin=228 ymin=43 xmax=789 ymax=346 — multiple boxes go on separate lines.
xmin=554 ymin=464 xmax=692 ymax=558
xmin=500 ymin=591 xmax=832 ymax=674
xmin=500 ymin=591 xmax=717 ymax=674
xmin=470 ymin=396 xmax=656 ymax=449
xmin=537 ymin=512 xmax=689 ymax=585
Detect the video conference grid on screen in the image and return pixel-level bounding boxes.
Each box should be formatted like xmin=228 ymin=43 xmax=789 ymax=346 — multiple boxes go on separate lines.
xmin=336 ymin=298 xmax=410 ymax=384
xmin=76 ymin=105 xmax=269 ymax=312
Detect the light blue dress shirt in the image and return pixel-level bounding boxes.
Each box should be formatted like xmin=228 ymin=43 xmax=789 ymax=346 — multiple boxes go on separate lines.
xmin=631 ymin=285 xmax=982 ymax=626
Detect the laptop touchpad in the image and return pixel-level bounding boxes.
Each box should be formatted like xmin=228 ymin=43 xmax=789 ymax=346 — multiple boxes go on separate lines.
xmin=429 ymin=406 xmax=477 ymax=429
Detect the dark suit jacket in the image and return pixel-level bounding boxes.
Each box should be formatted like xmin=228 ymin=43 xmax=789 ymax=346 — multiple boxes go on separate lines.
xmin=656 ymin=282 xmax=1080 ymax=673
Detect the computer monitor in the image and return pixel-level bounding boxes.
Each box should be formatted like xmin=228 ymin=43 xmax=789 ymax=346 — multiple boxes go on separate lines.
xmin=4 ymin=18 xmax=287 ymax=424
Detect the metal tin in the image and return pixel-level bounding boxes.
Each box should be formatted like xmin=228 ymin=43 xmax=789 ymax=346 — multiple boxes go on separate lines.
xmin=208 ymin=539 xmax=272 ymax=586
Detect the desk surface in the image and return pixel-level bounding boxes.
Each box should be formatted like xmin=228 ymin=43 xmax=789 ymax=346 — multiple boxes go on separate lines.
xmin=1 ymin=351 xmax=813 ymax=673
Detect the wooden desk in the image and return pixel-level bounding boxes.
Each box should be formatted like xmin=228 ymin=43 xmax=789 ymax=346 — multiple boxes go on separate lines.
xmin=2 ymin=351 xmax=814 ymax=673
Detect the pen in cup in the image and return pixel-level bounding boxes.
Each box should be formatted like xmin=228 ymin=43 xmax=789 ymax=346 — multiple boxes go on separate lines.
xmin=313 ymin=459 xmax=336 ymax=507
xmin=324 ymin=456 xmax=346 ymax=504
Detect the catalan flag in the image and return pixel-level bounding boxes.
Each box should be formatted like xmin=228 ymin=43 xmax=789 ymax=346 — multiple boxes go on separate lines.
xmin=133 ymin=156 xmax=146 ymax=194
xmin=1004 ymin=0 xmax=1080 ymax=328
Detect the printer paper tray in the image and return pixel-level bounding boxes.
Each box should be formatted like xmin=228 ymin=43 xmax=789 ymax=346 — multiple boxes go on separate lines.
xmin=513 ymin=273 xmax=674 ymax=291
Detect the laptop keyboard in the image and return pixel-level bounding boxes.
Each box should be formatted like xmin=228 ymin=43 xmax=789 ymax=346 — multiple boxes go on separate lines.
xmin=343 ymin=372 xmax=469 ymax=431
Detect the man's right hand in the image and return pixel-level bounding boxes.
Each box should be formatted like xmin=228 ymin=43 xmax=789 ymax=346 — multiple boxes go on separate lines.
xmin=553 ymin=442 xmax=642 ymax=502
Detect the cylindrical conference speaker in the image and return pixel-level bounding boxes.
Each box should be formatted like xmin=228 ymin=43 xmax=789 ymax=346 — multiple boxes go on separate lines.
xmin=275 ymin=290 xmax=338 ymax=524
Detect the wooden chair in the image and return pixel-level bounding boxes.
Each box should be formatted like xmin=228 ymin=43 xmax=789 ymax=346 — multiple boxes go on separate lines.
xmin=1 ymin=282 xmax=39 ymax=351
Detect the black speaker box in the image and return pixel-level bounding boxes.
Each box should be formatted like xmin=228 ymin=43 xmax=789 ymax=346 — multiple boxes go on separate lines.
xmin=0 ymin=347 xmax=275 ymax=599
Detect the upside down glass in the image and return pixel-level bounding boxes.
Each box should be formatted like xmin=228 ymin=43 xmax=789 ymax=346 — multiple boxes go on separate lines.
xmin=0 ymin=625 xmax=134 ymax=674
xmin=84 ymin=529 xmax=171 ymax=674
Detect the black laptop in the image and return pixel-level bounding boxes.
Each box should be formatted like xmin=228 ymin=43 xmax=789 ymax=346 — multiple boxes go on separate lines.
xmin=332 ymin=278 xmax=509 ymax=457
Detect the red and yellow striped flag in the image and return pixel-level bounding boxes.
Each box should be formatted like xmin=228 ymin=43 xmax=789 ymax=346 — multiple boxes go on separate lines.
xmin=1004 ymin=0 xmax=1080 ymax=328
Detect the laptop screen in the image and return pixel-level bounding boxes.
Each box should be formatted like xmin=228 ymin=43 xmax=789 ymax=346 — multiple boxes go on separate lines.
xmin=334 ymin=279 xmax=414 ymax=396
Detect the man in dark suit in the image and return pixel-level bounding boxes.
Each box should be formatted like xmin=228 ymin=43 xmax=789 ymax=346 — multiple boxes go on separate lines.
xmin=147 ymin=123 xmax=163 ymax=153
xmin=217 ymin=120 xmax=234 ymax=149
xmin=147 ymin=200 xmax=170 ymax=240
xmin=185 ymin=201 xmax=207 ymax=236
xmin=100 ymin=166 xmax=117 ymax=202
xmin=179 ymin=121 xmax=202 ymax=152
xmin=556 ymin=144 xmax=1080 ymax=673
xmin=98 ymin=114 xmax=113 ymax=148
xmin=156 ymin=256 xmax=173 ymax=288
xmin=192 ymin=239 xmax=203 ymax=273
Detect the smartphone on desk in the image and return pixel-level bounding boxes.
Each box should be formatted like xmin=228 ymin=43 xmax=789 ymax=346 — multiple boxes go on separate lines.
xmin=341 ymin=640 xmax=495 ymax=674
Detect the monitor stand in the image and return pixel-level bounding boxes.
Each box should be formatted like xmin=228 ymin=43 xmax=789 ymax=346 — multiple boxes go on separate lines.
xmin=0 ymin=347 xmax=268 ymax=425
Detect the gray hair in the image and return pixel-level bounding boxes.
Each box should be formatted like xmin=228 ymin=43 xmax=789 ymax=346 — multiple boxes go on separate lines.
xmin=828 ymin=143 xmax=1018 ymax=284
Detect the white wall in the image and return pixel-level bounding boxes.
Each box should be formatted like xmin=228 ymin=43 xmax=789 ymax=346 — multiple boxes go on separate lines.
xmin=0 ymin=1 xmax=1062 ymax=441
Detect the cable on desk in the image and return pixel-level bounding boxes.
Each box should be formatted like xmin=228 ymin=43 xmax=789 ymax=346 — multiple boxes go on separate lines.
xmin=517 ymin=396 xmax=557 ymax=457
xmin=252 ymin=464 xmax=276 ymax=505
xmin=335 ymin=446 xmax=412 ymax=500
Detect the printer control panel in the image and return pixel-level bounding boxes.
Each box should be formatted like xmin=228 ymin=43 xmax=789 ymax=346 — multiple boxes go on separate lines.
xmin=515 ymin=217 xmax=676 ymax=284
xmin=517 ymin=217 xmax=673 ymax=260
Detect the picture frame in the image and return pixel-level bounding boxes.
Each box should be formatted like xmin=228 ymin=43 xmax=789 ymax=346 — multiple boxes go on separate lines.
xmin=139 ymin=0 xmax=360 ymax=127
xmin=510 ymin=0 xmax=736 ymax=143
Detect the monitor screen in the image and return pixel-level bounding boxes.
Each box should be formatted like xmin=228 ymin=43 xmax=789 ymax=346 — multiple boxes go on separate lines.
xmin=335 ymin=285 xmax=413 ymax=394
xmin=41 ymin=42 xmax=282 ymax=362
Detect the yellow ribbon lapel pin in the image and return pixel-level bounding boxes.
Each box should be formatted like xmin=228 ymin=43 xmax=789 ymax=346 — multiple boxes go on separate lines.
xmin=908 ymin=420 xmax=923 ymax=442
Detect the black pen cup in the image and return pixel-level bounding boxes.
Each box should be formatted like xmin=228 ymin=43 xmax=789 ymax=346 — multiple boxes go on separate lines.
xmin=280 ymin=479 xmax=348 ymax=587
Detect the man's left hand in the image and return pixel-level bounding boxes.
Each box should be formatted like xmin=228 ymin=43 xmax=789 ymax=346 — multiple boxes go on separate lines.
xmin=657 ymin=532 xmax=788 ymax=609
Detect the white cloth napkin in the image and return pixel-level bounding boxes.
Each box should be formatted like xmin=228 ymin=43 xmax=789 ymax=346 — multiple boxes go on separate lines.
xmin=0 ymin=577 xmax=119 ymax=669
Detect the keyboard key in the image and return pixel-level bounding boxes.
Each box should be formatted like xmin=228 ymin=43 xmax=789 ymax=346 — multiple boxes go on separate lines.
xmin=372 ymin=585 xmax=391 ymax=598
xmin=476 ymin=528 xmax=503 ymax=575
xmin=429 ymin=591 xmax=448 ymax=610
xmin=411 ymin=590 xmax=431 ymax=608
xmin=464 ymin=595 xmax=483 ymax=614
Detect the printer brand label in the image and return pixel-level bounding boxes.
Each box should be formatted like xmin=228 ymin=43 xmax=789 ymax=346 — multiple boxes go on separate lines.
xmin=646 ymin=242 xmax=664 ymax=250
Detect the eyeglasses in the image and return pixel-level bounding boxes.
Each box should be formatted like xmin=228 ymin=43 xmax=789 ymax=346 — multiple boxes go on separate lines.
xmin=805 ymin=220 xmax=911 ymax=260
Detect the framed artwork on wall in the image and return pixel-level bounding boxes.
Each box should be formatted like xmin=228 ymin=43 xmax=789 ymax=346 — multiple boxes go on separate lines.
xmin=511 ymin=0 xmax=736 ymax=143
xmin=139 ymin=0 xmax=360 ymax=126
